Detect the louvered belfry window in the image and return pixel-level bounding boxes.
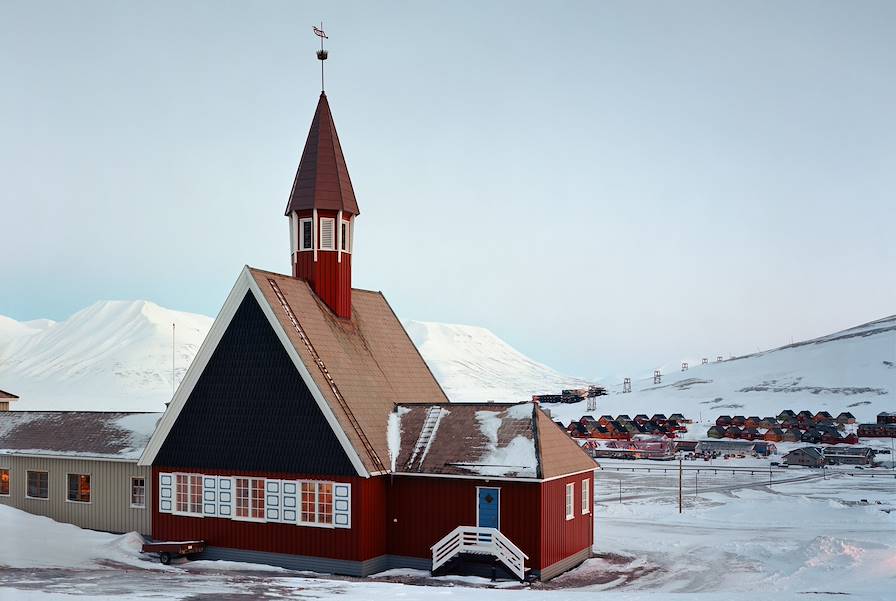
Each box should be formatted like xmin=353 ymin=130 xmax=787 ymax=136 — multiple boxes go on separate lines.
xmin=319 ymin=218 xmax=335 ymax=250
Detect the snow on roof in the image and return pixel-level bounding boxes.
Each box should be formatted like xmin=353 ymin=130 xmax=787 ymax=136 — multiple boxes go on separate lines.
xmin=0 ymin=412 xmax=161 ymax=460
xmin=391 ymin=402 xmax=595 ymax=479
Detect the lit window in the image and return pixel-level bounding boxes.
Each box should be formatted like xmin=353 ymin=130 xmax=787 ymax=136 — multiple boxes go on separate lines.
xmin=175 ymin=474 xmax=202 ymax=515
xmin=318 ymin=482 xmax=333 ymax=524
xmin=235 ymin=477 xmax=265 ymax=520
xmin=340 ymin=220 xmax=351 ymax=252
xmin=27 ymin=471 xmax=49 ymax=499
xmin=300 ymin=218 xmax=313 ymax=251
xmin=581 ymin=478 xmax=590 ymax=515
xmin=301 ymin=481 xmax=316 ymax=523
xmin=299 ymin=480 xmax=333 ymax=525
xmin=0 ymin=469 xmax=9 ymax=496
xmin=67 ymin=474 xmax=91 ymax=503
xmin=131 ymin=478 xmax=146 ymax=508
xmin=565 ymin=483 xmax=574 ymax=520
xmin=320 ymin=218 xmax=335 ymax=250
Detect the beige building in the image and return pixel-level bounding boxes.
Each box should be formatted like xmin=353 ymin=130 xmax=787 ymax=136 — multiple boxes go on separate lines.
xmin=0 ymin=411 xmax=160 ymax=535
xmin=0 ymin=389 xmax=18 ymax=412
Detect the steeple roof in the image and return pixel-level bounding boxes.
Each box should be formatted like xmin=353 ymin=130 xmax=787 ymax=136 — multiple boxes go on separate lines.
xmin=285 ymin=93 xmax=359 ymax=216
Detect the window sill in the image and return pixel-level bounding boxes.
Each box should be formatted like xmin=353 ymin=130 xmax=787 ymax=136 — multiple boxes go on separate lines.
xmin=25 ymin=496 xmax=49 ymax=501
xmin=65 ymin=499 xmax=92 ymax=505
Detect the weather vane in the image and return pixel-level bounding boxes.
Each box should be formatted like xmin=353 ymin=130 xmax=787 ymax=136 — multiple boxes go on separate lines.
xmin=313 ymin=23 xmax=328 ymax=92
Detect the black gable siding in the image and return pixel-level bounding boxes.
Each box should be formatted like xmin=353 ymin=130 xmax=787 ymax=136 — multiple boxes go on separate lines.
xmin=154 ymin=292 xmax=357 ymax=476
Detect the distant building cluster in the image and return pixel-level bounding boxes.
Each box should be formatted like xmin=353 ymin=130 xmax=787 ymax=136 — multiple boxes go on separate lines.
xmin=857 ymin=412 xmax=896 ymax=438
xmin=532 ymin=386 xmax=607 ymax=404
xmin=783 ymin=446 xmax=877 ymax=467
xmin=709 ymin=410 xmax=859 ymax=444
xmin=563 ymin=413 xmax=691 ymax=441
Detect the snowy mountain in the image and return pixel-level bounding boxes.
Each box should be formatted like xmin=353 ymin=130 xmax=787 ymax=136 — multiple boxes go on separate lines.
xmin=403 ymin=321 xmax=590 ymax=403
xmin=0 ymin=301 xmax=212 ymax=411
xmin=1 ymin=300 xmax=893 ymax=423
xmin=544 ymin=315 xmax=896 ymax=426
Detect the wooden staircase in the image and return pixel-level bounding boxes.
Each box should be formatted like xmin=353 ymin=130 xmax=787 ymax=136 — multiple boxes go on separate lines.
xmin=430 ymin=526 xmax=528 ymax=581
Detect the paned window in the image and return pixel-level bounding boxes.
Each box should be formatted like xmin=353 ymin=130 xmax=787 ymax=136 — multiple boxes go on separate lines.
xmin=0 ymin=469 xmax=9 ymax=496
xmin=340 ymin=220 xmax=351 ymax=252
xmin=565 ymin=482 xmax=574 ymax=520
xmin=175 ymin=474 xmax=202 ymax=515
xmin=67 ymin=473 xmax=91 ymax=503
xmin=27 ymin=471 xmax=48 ymax=499
xmin=235 ymin=477 xmax=265 ymax=520
xmin=131 ymin=477 xmax=146 ymax=508
xmin=581 ymin=478 xmax=590 ymax=515
xmin=300 ymin=480 xmax=333 ymax=525
xmin=300 ymin=218 xmax=313 ymax=251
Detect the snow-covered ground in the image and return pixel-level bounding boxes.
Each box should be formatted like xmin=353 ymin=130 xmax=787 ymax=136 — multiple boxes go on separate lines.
xmin=1 ymin=468 xmax=893 ymax=600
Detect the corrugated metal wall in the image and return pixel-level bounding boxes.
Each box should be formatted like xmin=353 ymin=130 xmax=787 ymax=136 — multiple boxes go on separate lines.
xmin=386 ymin=476 xmax=543 ymax=568
xmin=292 ymin=209 xmax=353 ymax=318
xmin=0 ymin=455 xmax=151 ymax=535
xmin=540 ymin=473 xmax=593 ymax=569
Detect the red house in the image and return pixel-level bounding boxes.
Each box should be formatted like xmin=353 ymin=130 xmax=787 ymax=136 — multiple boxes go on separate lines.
xmin=138 ymin=90 xmax=596 ymax=581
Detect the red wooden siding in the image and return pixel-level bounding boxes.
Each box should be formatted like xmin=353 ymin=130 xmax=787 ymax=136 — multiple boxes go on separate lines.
xmin=386 ymin=476 xmax=543 ymax=568
xmin=292 ymin=209 xmax=352 ymax=318
xmin=540 ymin=473 xmax=594 ymax=569
xmin=152 ymin=467 xmax=386 ymax=561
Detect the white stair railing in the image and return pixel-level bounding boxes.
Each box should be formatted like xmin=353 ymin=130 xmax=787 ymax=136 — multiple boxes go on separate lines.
xmin=430 ymin=526 xmax=528 ymax=581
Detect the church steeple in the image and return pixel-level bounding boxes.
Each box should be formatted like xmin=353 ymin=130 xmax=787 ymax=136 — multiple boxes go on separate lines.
xmin=286 ymin=92 xmax=358 ymax=319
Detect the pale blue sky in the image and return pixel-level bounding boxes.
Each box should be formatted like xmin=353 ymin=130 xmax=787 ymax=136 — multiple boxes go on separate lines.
xmin=1 ymin=1 xmax=894 ymax=380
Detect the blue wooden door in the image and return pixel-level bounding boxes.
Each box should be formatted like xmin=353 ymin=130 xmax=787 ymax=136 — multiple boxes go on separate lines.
xmin=477 ymin=488 xmax=500 ymax=529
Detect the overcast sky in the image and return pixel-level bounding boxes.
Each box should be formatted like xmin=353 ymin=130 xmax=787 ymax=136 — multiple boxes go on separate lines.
xmin=1 ymin=1 xmax=894 ymax=381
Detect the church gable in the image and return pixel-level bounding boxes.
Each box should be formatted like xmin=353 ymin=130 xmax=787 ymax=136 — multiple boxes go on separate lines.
xmin=153 ymin=291 xmax=357 ymax=476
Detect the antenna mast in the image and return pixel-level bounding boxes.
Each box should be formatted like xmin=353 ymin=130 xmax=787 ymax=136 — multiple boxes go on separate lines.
xmin=172 ymin=322 xmax=176 ymax=396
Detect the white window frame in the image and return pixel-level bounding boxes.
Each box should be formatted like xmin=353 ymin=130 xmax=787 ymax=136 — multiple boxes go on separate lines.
xmin=319 ymin=217 xmax=335 ymax=251
xmin=25 ymin=470 xmax=49 ymax=501
xmin=565 ymin=482 xmax=575 ymax=520
xmin=173 ymin=473 xmax=204 ymax=517
xmin=299 ymin=218 xmax=313 ymax=251
xmin=581 ymin=478 xmax=590 ymax=515
xmin=66 ymin=472 xmax=92 ymax=504
xmin=233 ymin=476 xmax=266 ymax=523
xmin=299 ymin=480 xmax=335 ymax=529
xmin=0 ymin=468 xmax=9 ymax=497
xmin=130 ymin=477 xmax=146 ymax=509
xmin=340 ymin=219 xmax=351 ymax=253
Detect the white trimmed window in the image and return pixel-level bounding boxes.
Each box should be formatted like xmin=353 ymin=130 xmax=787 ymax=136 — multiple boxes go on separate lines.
xmin=175 ymin=474 xmax=203 ymax=515
xmin=340 ymin=220 xmax=351 ymax=252
xmin=235 ymin=477 xmax=265 ymax=521
xmin=131 ymin=477 xmax=146 ymax=508
xmin=300 ymin=480 xmax=333 ymax=526
xmin=0 ymin=469 xmax=9 ymax=496
xmin=565 ymin=482 xmax=574 ymax=520
xmin=27 ymin=470 xmax=48 ymax=500
xmin=319 ymin=218 xmax=335 ymax=250
xmin=67 ymin=473 xmax=91 ymax=503
xmin=581 ymin=478 xmax=590 ymax=515
xmin=300 ymin=218 xmax=313 ymax=251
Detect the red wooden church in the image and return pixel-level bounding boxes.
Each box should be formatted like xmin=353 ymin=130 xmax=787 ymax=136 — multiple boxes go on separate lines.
xmin=139 ymin=89 xmax=596 ymax=581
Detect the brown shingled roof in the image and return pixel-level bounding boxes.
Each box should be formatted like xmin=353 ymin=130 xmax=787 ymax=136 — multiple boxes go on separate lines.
xmin=284 ymin=92 xmax=359 ymax=216
xmin=392 ymin=402 xmax=596 ymax=480
xmin=0 ymin=389 xmax=18 ymax=400
xmin=249 ymin=268 xmax=449 ymax=474
xmin=0 ymin=412 xmax=161 ymax=460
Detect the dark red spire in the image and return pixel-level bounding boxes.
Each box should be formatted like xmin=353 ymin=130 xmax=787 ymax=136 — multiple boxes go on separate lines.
xmin=285 ymin=92 xmax=359 ymax=216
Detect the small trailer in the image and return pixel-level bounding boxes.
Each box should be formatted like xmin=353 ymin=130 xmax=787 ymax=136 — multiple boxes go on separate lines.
xmin=141 ymin=540 xmax=205 ymax=565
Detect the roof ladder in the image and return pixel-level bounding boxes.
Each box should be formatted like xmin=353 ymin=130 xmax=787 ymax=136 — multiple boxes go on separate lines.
xmin=267 ymin=278 xmax=386 ymax=473
xmin=407 ymin=405 xmax=444 ymax=468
